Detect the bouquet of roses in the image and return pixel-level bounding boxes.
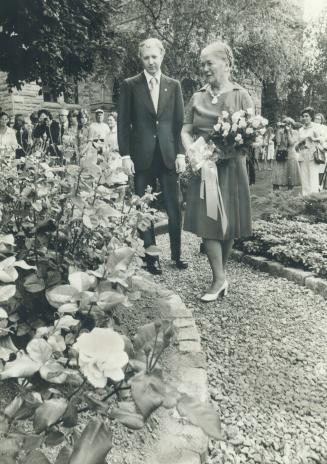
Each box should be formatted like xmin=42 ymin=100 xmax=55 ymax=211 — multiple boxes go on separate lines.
xmin=209 ymin=108 xmax=268 ymax=157
xmin=187 ymin=136 xmax=219 ymax=173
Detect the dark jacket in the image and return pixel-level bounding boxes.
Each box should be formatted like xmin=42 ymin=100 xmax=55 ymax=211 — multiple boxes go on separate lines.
xmin=33 ymin=120 xmax=60 ymax=146
xmin=117 ymin=72 xmax=185 ymax=171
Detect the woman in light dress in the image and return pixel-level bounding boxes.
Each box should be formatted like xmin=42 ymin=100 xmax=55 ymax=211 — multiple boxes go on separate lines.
xmin=264 ymin=126 xmax=275 ymax=170
xmin=297 ymin=107 xmax=322 ymax=196
xmin=0 ymin=112 xmax=19 ymax=162
xmin=105 ymin=112 xmax=128 ymax=185
xmin=314 ymin=112 xmax=327 ymax=187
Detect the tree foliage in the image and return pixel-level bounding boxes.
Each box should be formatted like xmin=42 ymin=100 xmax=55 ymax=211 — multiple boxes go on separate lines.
xmin=0 ymin=0 xmax=119 ymax=94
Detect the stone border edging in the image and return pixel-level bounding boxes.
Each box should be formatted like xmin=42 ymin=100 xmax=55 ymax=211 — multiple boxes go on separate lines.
xmin=231 ymin=249 xmax=327 ymax=299
xmin=143 ymin=288 xmax=208 ymax=464
xmin=154 ymin=220 xmax=327 ymax=300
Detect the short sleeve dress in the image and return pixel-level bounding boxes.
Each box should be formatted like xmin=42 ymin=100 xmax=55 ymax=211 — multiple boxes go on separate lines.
xmin=183 ymin=83 xmax=254 ymax=240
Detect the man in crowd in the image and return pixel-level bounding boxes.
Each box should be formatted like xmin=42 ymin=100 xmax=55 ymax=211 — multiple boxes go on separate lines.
xmin=117 ymin=38 xmax=187 ymax=275
xmin=88 ymin=108 xmax=110 ymax=154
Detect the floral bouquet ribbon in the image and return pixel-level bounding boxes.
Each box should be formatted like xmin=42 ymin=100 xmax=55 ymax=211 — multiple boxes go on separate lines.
xmin=188 ymin=137 xmax=228 ymax=234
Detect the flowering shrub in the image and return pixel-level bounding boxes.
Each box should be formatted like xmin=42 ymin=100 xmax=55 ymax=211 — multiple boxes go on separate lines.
xmin=0 ymin=145 xmax=221 ymax=463
xmin=235 ymin=217 xmax=327 ymax=277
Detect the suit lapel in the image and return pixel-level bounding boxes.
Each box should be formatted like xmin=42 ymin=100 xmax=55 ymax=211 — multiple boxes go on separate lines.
xmin=137 ymin=72 xmax=156 ymax=116
xmin=157 ymin=74 xmax=171 ymax=117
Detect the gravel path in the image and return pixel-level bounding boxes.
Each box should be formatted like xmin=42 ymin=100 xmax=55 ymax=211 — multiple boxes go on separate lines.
xmin=155 ymin=232 xmax=327 ymax=464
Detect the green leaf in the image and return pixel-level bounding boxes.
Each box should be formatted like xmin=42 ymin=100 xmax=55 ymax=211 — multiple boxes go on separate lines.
xmin=23 ymin=434 xmax=44 ymax=453
xmin=0 ymin=457 xmax=16 ymax=464
xmin=44 ymin=430 xmax=65 ymax=447
xmin=0 ymin=411 xmax=9 ymax=432
xmin=106 ymin=247 xmax=135 ymax=273
xmin=26 ymin=450 xmax=51 ymax=464
xmin=58 ymin=303 xmax=79 ymax=314
xmin=55 ymin=315 xmax=79 ymax=330
xmin=0 ymin=354 xmax=41 ymax=380
xmin=69 ymin=419 xmax=113 ymax=464
xmin=62 ymin=400 xmax=78 ymax=428
xmin=4 ymin=395 xmax=24 ymax=418
xmin=0 ymin=436 xmax=21 ymax=458
xmin=0 ymin=335 xmax=18 ymax=361
xmin=46 ymin=285 xmax=79 ymax=309
xmin=110 ymin=404 xmax=144 ymax=430
xmin=131 ymin=373 xmax=164 ymax=419
xmin=97 ymin=291 xmax=127 ymax=311
xmin=39 ymin=361 xmax=67 ymax=384
xmin=33 ymin=398 xmax=68 ymax=433
xmin=177 ymin=394 xmax=222 ymax=440
xmin=55 ymin=446 xmax=72 ymax=464
xmin=27 ymin=338 xmax=52 ymax=364
xmin=133 ymin=322 xmax=157 ymax=351
xmin=24 ymin=274 xmax=46 ymax=293
xmin=0 ymin=284 xmax=16 ymax=302
xmin=68 ymin=272 xmax=96 ymax=292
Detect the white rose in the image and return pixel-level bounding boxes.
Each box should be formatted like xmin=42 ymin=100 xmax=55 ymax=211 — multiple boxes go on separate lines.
xmin=223 ymin=130 xmax=229 ymax=137
xmin=239 ymin=110 xmax=246 ymax=117
xmin=235 ymin=134 xmax=243 ymax=142
xmin=222 ymin=122 xmax=231 ymax=131
xmin=231 ymin=123 xmax=238 ymax=132
xmin=259 ymin=128 xmax=267 ymax=135
xmin=231 ymin=111 xmax=241 ymax=123
xmin=221 ymin=110 xmax=229 ymax=119
xmin=213 ymin=123 xmax=221 ymax=132
xmin=251 ymin=116 xmax=262 ymax=129
xmin=246 ymin=127 xmax=254 ymax=135
xmin=261 ymin=117 xmax=269 ymax=126
xmin=246 ymin=108 xmax=254 ymax=116
xmin=74 ymin=328 xmax=128 ymax=388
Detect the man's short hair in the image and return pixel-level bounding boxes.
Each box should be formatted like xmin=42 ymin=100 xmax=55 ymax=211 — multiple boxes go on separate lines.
xmin=138 ymin=38 xmax=165 ymax=58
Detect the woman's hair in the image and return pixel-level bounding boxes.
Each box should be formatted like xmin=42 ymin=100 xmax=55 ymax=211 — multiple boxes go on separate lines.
xmin=30 ymin=111 xmax=39 ymax=124
xmin=108 ymin=112 xmax=117 ymax=121
xmin=0 ymin=111 xmax=9 ymax=119
xmin=283 ymin=117 xmax=296 ymax=128
xmin=138 ymin=38 xmax=165 ymax=58
xmin=201 ymin=41 xmax=234 ymax=69
xmin=68 ymin=109 xmax=79 ymax=128
xmin=315 ymin=112 xmax=325 ymax=124
xmin=38 ymin=108 xmax=53 ymax=120
xmin=77 ymin=110 xmax=88 ymax=129
xmin=301 ymin=107 xmax=315 ymax=120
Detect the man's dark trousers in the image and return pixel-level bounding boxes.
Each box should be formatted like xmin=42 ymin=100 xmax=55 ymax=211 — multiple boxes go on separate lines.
xmin=134 ymin=141 xmax=181 ymax=261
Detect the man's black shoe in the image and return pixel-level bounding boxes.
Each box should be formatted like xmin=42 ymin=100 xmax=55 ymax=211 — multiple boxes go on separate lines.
xmin=146 ymin=260 xmax=163 ymax=275
xmin=174 ymin=259 xmax=188 ymax=270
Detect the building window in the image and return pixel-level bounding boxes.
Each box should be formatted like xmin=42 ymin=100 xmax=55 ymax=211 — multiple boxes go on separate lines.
xmin=42 ymin=87 xmax=58 ymax=103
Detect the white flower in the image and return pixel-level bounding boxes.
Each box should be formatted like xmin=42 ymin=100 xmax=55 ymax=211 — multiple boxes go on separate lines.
xmin=74 ymin=328 xmax=128 ymax=388
xmin=239 ymin=110 xmax=246 ymax=117
xmin=246 ymin=127 xmax=254 ymax=135
xmin=251 ymin=116 xmax=262 ymax=129
xmin=246 ymin=108 xmax=254 ymax=116
xmin=238 ymin=118 xmax=247 ymax=129
xmin=259 ymin=128 xmax=267 ymax=135
xmin=223 ymin=130 xmax=229 ymax=137
xmin=235 ymin=134 xmax=243 ymax=142
xmin=261 ymin=117 xmax=269 ymax=126
xmin=222 ymin=122 xmax=231 ymax=132
xmin=213 ymin=123 xmax=221 ymax=132
xmin=231 ymin=111 xmax=241 ymax=123
xmin=231 ymin=123 xmax=238 ymax=132
xmin=221 ymin=110 xmax=229 ymax=119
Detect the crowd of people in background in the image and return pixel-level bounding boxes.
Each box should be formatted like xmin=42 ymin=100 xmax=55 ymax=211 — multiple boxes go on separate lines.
xmin=248 ymin=107 xmax=327 ymax=196
xmin=0 ymin=103 xmax=326 ymax=197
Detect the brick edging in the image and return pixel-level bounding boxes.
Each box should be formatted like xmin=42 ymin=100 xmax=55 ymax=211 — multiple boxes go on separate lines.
xmin=143 ymin=289 xmax=208 ymax=464
xmin=231 ymin=249 xmax=327 ymax=299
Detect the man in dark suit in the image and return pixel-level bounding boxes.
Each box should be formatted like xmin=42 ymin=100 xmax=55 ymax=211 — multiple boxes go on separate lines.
xmin=118 ymin=38 xmax=187 ymax=275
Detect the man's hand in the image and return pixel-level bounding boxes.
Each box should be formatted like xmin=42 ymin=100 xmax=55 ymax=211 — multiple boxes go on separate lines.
xmin=175 ymin=155 xmax=186 ymax=174
xmin=122 ymin=157 xmax=135 ymax=176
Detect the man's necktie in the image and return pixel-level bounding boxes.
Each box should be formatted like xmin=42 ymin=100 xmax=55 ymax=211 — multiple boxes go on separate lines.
xmin=149 ymin=77 xmax=159 ymax=112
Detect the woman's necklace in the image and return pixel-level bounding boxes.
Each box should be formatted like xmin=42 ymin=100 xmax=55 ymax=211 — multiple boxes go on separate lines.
xmin=207 ymin=85 xmax=221 ymax=105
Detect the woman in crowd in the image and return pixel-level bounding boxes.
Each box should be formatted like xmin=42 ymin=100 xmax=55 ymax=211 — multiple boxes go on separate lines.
xmin=314 ymin=112 xmax=327 ymax=187
xmin=14 ymin=114 xmax=32 ymax=159
xmin=0 ymin=112 xmax=19 ymax=160
xmin=7 ymin=115 xmax=15 ymax=129
xmin=77 ymin=110 xmax=89 ymax=157
xmin=297 ymin=107 xmax=322 ymax=196
xmin=182 ymin=41 xmax=254 ymax=302
xmin=283 ymin=117 xmax=301 ymax=189
xmin=106 ymin=112 xmax=119 ymax=152
xmin=272 ymin=121 xmax=289 ymax=190
xmin=105 ymin=111 xmax=128 ymax=185
xmin=33 ymin=109 xmax=60 ymax=156
xmin=264 ymin=125 xmax=275 ymax=170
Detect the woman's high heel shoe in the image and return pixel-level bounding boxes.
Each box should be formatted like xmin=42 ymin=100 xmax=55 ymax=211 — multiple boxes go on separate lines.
xmin=200 ymin=280 xmax=229 ymax=302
